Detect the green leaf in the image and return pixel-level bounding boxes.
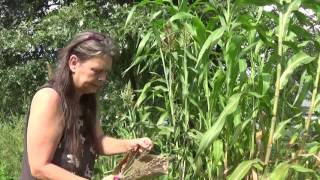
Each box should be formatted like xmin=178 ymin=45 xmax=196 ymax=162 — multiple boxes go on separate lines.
xmin=274 ymin=113 xmax=301 ymax=142
xmin=153 ymin=85 xmax=168 ymax=92
xmin=184 ymin=22 xmax=197 ymax=37
xmin=150 ymin=10 xmax=162 ymax=22
xmin=260 ymin=73 xmax=271 ymax=95
xmin=227 ymin=159 xmax=262 ymax=180
xmin=290 ymin=24 xmax=313 ymax=40
xmin=196 ymin=93 xmax=241 ymax=158
xmin=226 ymin=36 xmax=241 ymax=91
xmin=270 ymin=162 xmax=317 ymax=179
xmin=239 ymin=59 xmax=247 ymax=73
xmin=270 ymin=162 xmax=290 ymax=180
xmin=307 ymin=142 xmax=320 ymax=154
xmin=238 ymin=14 xmax=255 ymax=30
xmin=196 ymin=27 xmax=225 ymax=67
xmin=169 ymin=12 xmax=194 ymax=22
xmin=230 ymin=118 xmax=251 ymax=145
xmin=248 ymin=92 xmax=264 ymax=98
xmin=315 ymin=94 xmax=320 ymax=112
xmin=124 ymin=6 xmax=137 ymax=28
xmin=239 ymin=42 xmax=258 ymax=58
xmin=135 ymin=81 xmax=152 ymax=107
xmin=236 ymin=0 xmax=277 ymax=6
xmin=158 ymin=126 xmax=174 ymax=136
xmin=136 ymin=31 xmax=152 ymax=56
xmin=192 ymin=16 xmax=206 ymax=45
xmin=211 ymin=69 xmax=226 ymax=95
xmin=290 ymin=164 xmax=315 ymax=173
xmin=140 ymin=112 xmax=151 ymax=122
xmin=122 ymin=55 xmax=148 ymax=75
xmin=301 ymin=0 xmax=320 ymax=12
xmin=279 ymin=52 xmax=315 ymax=89
xmin=157 ymin=111 xmax=169 ymax=126
xmin=279 ymin=0 xmax=301 ymax=42
xmin=213 ymin=139 xmax=224 ymax=165
xmin=292 ymin=71 xmax=312 ymax=107
xmin=187 ymin=129 xmax=202 ymax=142
xmin=294 ymin=11 xmax=313 ymax=26
xmin=273 ymin=118 xmax=291 ymax=141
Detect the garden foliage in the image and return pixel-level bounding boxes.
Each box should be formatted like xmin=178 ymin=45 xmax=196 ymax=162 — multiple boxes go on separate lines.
xmin=0 ymin=0 xmax=320 ymax=179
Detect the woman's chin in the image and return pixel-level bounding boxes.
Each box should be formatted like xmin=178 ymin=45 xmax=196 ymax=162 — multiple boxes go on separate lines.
xmin=82 ymin=87 xmax=98 ymax=94
xmin=88 ymin=88 xmax=99 ymax=94
xmin=81 ymin=84 xmax=102 ymax=94
xmin=92 ymin=85 xmax=103 ymax=93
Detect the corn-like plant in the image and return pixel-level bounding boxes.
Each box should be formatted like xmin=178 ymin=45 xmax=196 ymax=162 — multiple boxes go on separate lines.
xmin=122 ymin=0 xmax=320 ymax=179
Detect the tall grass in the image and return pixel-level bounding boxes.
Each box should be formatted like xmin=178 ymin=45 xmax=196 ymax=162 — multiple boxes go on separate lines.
xmin=121 ymin=0 xmax=320 ymax=179
xmin=0 ymin=116 xmax=24 ymax=179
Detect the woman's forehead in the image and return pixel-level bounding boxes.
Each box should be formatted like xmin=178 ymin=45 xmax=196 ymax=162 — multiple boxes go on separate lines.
xmin=82 ymin=56 xmax=112 ymax=69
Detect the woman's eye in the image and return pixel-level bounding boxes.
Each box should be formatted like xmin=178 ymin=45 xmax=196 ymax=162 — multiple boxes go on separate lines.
xmin=91 ymin=68 xmax=100 ymax=74
xmin=91 ymin=68 xmax=107 ymax=77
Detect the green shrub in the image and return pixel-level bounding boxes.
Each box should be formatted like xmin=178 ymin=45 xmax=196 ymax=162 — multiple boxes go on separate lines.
xmin=0 ymin=60 xmax=47 ymax=118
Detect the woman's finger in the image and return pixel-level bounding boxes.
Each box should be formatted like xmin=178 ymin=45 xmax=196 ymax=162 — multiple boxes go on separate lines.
xmin=138 ymin=137 xmax=153 ymax=150
xmin=143 ymin=137 xmax=153 ymax=149
xmin=136 ymin=139 xmax=149 ymax=149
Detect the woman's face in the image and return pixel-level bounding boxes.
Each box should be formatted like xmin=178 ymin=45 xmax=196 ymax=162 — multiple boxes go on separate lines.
xmin=69 ymin=55 xmax=112 ymax=95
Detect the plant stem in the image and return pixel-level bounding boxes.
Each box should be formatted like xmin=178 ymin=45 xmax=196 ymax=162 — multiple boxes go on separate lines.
xmin=183 ymin=40 xmax=189 ymax=131
xmin=305 ymin=55 xmax=320 ymax=132
xmin=160 ymin=46 xmax=176 ymax=127
xmin=249 ymin=29 xmax=256 ymax=160
xmin=249 ymin=109 xmax=258 ymax=159
xmin=224 ymin=143 xmax=228 ymax=178
xmin=264 ymin=3 xmax=285 ymax=164
xmin=264 ymin=64 xmax=281 ymax=164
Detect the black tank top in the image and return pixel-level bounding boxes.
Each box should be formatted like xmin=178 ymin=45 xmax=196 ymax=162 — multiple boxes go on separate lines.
xmin=20 ymin=87 xmax=97 ymax=179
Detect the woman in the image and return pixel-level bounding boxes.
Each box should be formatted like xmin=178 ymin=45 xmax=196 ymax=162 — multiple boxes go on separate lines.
xmin=21 ymin=31 xmax=153 ymax=179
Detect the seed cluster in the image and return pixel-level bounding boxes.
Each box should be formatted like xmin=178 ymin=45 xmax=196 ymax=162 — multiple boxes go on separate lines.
xmin=115 ymin=150 xmax=169 ymax=180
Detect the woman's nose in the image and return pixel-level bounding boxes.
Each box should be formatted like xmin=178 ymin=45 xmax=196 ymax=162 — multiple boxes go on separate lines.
xmin=98 ymin=73 xmax=107 ymax=82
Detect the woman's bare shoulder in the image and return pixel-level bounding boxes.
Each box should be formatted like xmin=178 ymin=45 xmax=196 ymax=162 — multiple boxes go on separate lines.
xmin=28 ymin=88 xmax=64 ymax=129
xmin=32 ymin=88 xmax=61 ymax=105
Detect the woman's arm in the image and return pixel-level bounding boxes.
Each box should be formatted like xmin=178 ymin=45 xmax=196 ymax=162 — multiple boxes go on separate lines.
xmin=93 ymin=120 xmax=153 ymax=155
xmin=27 ymin=88 xmax=87 ymax=180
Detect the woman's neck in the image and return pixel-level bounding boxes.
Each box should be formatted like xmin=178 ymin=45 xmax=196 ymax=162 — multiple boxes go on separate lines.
xmin=74 ymin=87 xmax=85 ymax=102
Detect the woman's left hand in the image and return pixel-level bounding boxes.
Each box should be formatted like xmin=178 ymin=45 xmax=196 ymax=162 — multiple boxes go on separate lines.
xmin=127 ymin=137 xmax=153 ymax=152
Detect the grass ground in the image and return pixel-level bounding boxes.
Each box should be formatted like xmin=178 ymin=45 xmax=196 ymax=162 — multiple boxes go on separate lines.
xmin=0 ymin=117 xmax=24 ymax=180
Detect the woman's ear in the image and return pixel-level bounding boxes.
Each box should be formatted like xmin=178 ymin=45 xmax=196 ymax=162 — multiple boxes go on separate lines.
xmin=68 ymin=55 xmax=79 ymax=73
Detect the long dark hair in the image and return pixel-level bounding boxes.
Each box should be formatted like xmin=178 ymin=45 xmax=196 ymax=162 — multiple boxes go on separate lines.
xmin=49 ymin=31 xmax=117 ymax=166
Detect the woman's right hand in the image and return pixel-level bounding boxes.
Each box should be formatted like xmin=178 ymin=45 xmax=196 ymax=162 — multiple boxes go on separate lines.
xmin=127 ymin=137 xmax=153 ymax=152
